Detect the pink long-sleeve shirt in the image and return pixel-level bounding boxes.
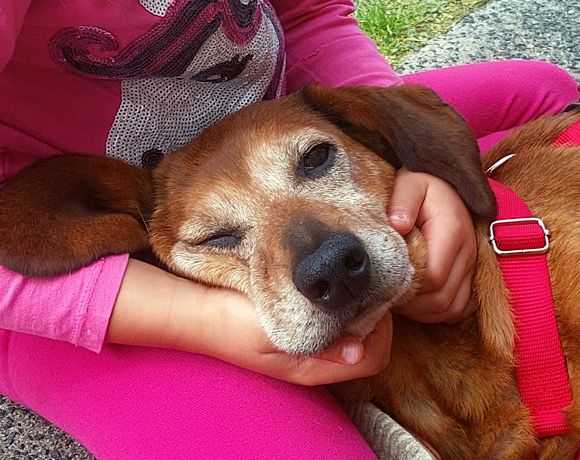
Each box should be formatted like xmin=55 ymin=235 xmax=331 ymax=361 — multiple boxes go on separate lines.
xmin=0 ymin=0 xmax=400 ymax=352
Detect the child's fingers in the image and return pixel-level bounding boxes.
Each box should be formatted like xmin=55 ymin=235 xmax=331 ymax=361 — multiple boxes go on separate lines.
xmin=388 ymin=168 xmax=427 ymax=235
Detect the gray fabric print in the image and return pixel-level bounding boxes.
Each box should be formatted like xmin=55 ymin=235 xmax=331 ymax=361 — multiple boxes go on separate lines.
xmin=139 ymin=0 xmax=173 ymax=17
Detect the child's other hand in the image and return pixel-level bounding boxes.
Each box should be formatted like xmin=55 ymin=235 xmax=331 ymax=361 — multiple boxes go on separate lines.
xmin=388 ymin=168 xmax=477 ymax=323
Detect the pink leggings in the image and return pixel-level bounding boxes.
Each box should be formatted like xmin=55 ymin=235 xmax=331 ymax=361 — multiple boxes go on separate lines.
xmin=0 ymin=60 xmax=578 ymax=460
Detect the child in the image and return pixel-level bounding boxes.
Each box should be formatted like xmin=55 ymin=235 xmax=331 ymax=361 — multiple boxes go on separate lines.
xmin=0 ymin=1 xmax=577 ymax=458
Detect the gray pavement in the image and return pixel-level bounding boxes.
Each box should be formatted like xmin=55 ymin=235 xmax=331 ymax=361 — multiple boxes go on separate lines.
xmin=398 ymin=0 xmax=579 ymax=75
xmin=1 ymin=0 xmax=579 ymax=458
xmin=0 ymin=402 xmax=92 ymax=460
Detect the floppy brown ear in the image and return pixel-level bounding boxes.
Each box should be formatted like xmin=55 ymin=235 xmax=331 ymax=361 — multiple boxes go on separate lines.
xmin=0 ymin=155 xmax=153 ymax=277
xmin=298 ymin=84 xmax=497 ymax=218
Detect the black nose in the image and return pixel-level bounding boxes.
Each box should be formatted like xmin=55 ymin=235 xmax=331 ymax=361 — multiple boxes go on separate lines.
xmin=293 ymin=232 xmax=370 ymax=310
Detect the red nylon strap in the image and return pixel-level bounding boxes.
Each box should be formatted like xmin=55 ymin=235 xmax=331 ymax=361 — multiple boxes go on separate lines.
xmin=552 ymin=120 xmax=580 ymax=146
xmin=488 ymin=179 xmax=573 ymax=437
xmin=487 ymin=120 xmax=580 ymax=440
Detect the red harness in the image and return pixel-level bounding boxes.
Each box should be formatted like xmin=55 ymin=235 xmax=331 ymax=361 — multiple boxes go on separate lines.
xmin=487 ymin=120 xmax=580 ymax=454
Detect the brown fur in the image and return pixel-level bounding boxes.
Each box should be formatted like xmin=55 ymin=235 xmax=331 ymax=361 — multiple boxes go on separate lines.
xmin=0 ymin=85 xmax=578 ymax=458
xmin=0 ymin=155 xmax=153 ymax=277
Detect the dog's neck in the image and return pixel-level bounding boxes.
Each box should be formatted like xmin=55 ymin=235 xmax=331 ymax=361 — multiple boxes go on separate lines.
xmin=383 ymin=304 xmax=523 ymax=458
xmin=397 ymin=221 xmax=536 ymax=457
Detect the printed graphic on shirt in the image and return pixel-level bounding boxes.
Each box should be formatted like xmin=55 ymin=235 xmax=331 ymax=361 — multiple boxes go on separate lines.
xmin=139 ymin=0 xmax=172 ymax=17
xmin=50 ymin=0 xmax=285 ymax=168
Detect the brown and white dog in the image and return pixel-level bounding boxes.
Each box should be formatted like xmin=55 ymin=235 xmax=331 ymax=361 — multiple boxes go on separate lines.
xmin=0 ymin=85 xmax=579 ymax=459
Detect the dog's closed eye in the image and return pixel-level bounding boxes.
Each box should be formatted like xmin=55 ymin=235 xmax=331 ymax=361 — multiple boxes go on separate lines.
xmin=196 ymin=232 xmax=243 ymax=250
xmin=299 ymin=142 xmax=336 ymax=179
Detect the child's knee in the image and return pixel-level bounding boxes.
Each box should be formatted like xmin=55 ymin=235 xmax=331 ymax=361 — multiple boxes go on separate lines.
xmin=503 ymin=60 xmax=578 ymax=108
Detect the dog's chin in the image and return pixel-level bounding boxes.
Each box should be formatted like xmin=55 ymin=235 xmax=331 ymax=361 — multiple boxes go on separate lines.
xmin=252 ymin=267 xmax=414 ymax=356
xmin=252 ymin=290 xmax=346 ymax=355
xmin=341 ymin=273 xmax=412 ymax=346
xmin=256 ymin=297 xmax=399 ymax=356
xmin=346 ymin=300 xmax=396 ymax=341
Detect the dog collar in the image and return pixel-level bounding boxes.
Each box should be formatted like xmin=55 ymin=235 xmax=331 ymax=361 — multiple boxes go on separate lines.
xmin=486 ymin=120 xmax=580 ymax=440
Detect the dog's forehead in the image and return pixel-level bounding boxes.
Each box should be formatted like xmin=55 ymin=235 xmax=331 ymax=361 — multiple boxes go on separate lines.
xmin=191 ymin=98 xmax=322 ymax=166
xmin=192 ymin=101 xmax=343 ymax=189
xmin=188 ymin=127 xmax=334 ymax=221
xmin=242 ymin=127 xmax=334 ymax=188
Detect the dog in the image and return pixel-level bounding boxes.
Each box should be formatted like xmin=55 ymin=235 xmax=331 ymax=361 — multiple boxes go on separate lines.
xmin=0 ymin=84 xmax=578 ymax=459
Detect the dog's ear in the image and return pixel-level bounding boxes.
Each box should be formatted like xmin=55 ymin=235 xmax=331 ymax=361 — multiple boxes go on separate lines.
xmin=298 ymin=84 xmax=496 ymax=218
xmin=0 ymin=155 xmax=153 ymax=277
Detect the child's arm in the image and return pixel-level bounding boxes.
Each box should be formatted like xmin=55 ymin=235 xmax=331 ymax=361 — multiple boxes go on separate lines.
xmin=0 ymin=2 xmax=130 ymax=352
xmin=1 ymin=253 xmax=391 ymax=385
xmin=106 ymin=259 xmax=392 ymax=386
xmin=273 ymin=0 xmax=402 ymax=92
xmin=0 ymin=1 xmax=32 ymax=70
xmin=0 ymin=255 xmax=128 ymax=352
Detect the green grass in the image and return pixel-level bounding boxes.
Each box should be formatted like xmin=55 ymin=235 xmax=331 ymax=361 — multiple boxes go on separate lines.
xmin=354 ymin=0 xmax=488 ymax=67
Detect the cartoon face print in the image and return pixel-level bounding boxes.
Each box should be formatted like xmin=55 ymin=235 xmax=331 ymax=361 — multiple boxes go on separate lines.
xmin=50 ymin=0 xmax=285 ymax=168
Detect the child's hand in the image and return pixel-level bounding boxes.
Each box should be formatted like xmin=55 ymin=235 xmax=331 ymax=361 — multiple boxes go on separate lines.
xmin=388 ymin=168 xmax=477 ymax=323
xmin=193 ymin=287 xmax=393 ymax=386
xmin=109 ymin=261 xmax=393 ymax=387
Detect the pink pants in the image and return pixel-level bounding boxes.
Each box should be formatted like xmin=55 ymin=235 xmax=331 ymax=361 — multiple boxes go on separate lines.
xmin=0 ymin=60 xmax=578 ymax=460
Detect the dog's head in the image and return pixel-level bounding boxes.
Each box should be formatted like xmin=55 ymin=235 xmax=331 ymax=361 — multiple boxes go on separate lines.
xmin=150 ymin=84 xmax=496 ymax=354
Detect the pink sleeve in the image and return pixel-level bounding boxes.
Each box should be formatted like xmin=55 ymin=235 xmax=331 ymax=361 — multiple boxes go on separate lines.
xmin=0 ymin=2 xmax=129 ymax=353
xmin=0 ymin=1 xmax=33 ymax=71
xmin=0 ymin=254 xmax=129 ymax=352
xmin=272 ymin=0 xmax=402 ymax=93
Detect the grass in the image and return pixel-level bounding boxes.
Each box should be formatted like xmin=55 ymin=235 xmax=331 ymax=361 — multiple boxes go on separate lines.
xmin=354 ymin=0 xmax=488 ymax=67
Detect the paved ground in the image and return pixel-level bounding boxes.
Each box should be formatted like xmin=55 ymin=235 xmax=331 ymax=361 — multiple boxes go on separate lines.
xmin=1 ymin=0 xmax=578 ymax=458
xmin=397 ymin=0 xmax=579 ymax=75
xmin=0 ymin=402 xmax=92 ymax=460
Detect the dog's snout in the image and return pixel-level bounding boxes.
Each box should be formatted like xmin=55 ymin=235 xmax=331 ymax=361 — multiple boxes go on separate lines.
xmin=293 ymin=232 xmax=370 ymax=310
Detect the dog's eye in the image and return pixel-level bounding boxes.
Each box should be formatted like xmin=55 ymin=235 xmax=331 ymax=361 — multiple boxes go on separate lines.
xmin=301 ymin=143 xmax=335 ymax=178
xmin=198 ymin=233 xmax=242 ymax=249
